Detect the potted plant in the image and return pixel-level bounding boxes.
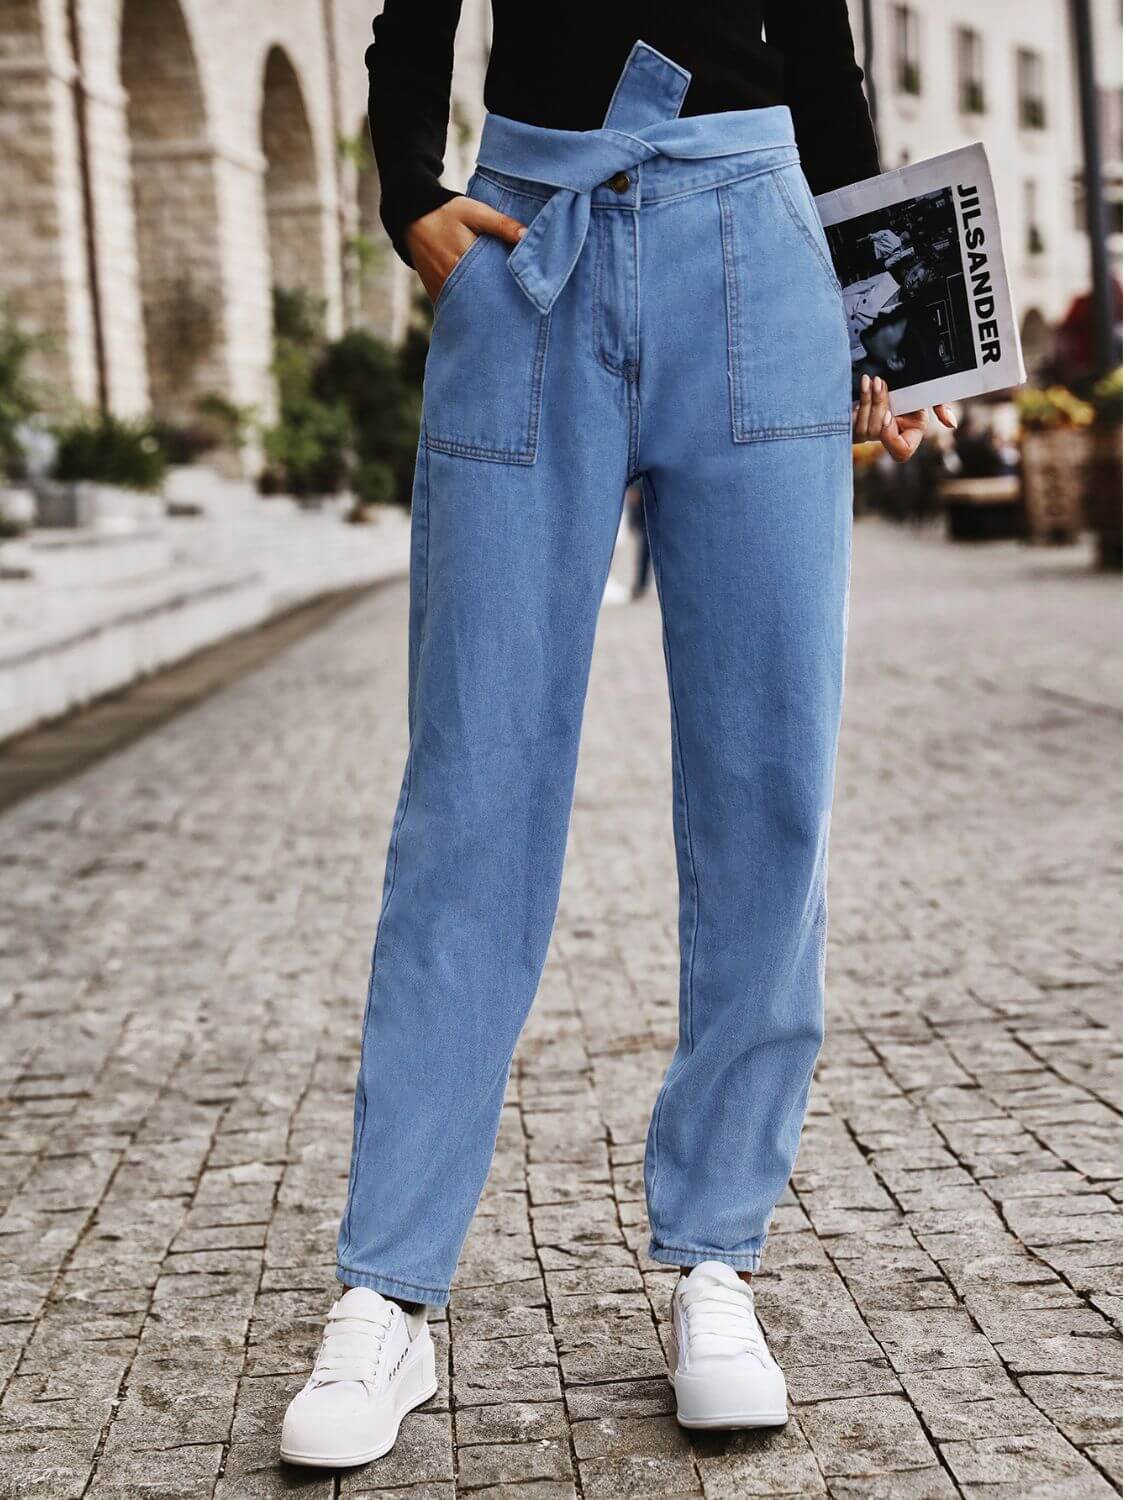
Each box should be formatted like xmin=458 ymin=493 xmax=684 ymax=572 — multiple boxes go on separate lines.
xmin=1085 ymin=367 xmax=1122 ymax=569
xmin=39 ymin=412 xmax=167 ymax=528
xmin=0 ymin=307 xmax=46 ymax=533
xmin=1017 ymin=385 xmax=1094 ymax=546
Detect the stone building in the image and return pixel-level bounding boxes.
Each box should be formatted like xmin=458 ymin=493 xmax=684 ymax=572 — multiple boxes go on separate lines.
xmin=850 ymin=0 xmax=1122 ymax=371
xmin=2 ymin=0 xmax=1119 ymax=427
xmin=0 ymin=0 xmax=488 ymax=423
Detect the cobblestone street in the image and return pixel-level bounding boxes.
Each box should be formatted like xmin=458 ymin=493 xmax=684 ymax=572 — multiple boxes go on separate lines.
xmin=0 ymin=519 xmax=1121 ymax=1498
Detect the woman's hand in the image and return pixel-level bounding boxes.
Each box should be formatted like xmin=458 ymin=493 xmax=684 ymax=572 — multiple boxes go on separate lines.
xmin=853 ymin=373 xmax=957 ymax=462
xmin=405 ymin=197 xmax=527 ymax=305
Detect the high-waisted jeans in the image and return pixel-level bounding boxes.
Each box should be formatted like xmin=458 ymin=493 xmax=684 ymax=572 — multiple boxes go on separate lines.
xmin=337 ymin=42 xmax=853 ymax=1306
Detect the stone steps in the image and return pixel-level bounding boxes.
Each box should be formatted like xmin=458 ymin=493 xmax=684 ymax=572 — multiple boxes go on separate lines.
xmin=0 ymin=466 xmax=411 ymax=743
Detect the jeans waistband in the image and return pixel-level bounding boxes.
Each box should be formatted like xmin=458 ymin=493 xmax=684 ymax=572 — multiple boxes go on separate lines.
xmin=472 ymin=41 xmax=799 ymax=314
xmin=477 ymin=114 xmax=799 ymax=210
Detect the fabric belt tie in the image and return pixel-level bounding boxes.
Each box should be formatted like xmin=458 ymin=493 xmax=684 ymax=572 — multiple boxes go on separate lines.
xmin=475 ymin=42 xmax=797 ymax=315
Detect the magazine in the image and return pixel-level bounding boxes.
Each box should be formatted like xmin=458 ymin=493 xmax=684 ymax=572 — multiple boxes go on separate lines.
xmin=815 ymin=144 xmax=1025 ymax=413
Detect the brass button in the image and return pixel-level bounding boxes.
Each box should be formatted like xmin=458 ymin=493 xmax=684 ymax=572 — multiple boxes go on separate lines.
xmin=606 ymin=171 xmax=631 ymax=193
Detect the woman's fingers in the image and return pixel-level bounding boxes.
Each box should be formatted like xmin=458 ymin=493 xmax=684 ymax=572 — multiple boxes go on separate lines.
xmin=856 ymin=394 xmax=954 ymax=462
xmin=854 ymin=374 xmax=891 ymax=441
xmin=869 ymin=379 xmax=891 ymax=438
xmin=854 ymin=373 xmax=873 ymax=438
xmin=458 ymin=199 xmax=527 ymax=245
xmin=882 ymin=409 xmax=926 ymax=462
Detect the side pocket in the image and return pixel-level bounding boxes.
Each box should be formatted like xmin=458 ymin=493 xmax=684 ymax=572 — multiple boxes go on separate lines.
xmin=772 ymin=168 xmax=842 ymax=297
xmin=423 ymin=178 xmax=551 ymax=466
xmin=431 ymin=230 xmax=490 ymax=318
xmin=719 ymin=171 xmax=853 ymax=443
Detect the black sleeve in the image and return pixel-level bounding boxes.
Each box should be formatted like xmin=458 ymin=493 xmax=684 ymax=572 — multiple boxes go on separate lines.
xmin=764 ymin=0 xmax=881 ymax=195
xmin=366 ymin=0 xmax=465 ymax=267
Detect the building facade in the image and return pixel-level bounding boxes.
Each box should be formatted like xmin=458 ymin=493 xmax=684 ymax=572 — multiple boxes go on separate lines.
xmin=850 ymin=0 xmax=1122 ymax=369
xmin=0 ymin=0 xmax=488 ymax=423
xmin=1 ymin=0 xmax=1119 ymax=424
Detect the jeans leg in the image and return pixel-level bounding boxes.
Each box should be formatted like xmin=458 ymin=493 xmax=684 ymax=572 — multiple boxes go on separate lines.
xmin=337 ymin=290 xmax=629 ymax=1305
xmin=640 ymin=435 xmax=852 ymax=1270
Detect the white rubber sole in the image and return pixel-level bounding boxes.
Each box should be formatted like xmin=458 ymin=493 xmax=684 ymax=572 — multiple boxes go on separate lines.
xmin=675 ymin=1402 xmax=790 ymax=1430
xmin=669 ymin=1325 xmax=788 ymax=1430
xmin=280 ymin=1333 xmax=438 ymax=1468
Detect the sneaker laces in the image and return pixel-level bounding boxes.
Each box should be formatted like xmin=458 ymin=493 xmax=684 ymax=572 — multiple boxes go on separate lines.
xmin=310 ymin=1301 xmax=395 ymax=1387
xmin=679 ymin=1270 xmax=769 ymax=1362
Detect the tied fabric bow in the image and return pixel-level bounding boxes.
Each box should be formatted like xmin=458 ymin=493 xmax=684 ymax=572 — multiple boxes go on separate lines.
xmin=474 ymin=44 xmax=797 ymax=316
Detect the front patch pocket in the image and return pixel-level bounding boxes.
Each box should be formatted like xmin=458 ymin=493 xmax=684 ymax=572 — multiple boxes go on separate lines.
xmin=423 ymin=177 xmax=551 ymax=465
xmin=719 ymin=166 xmax=852 ymax=443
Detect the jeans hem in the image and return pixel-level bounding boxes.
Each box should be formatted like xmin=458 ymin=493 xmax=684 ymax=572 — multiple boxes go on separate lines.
xmin=648 ymin=1239 xmax=764 ymax=1272
xmin=336 ymin=1264 xmax=451 ymax=1308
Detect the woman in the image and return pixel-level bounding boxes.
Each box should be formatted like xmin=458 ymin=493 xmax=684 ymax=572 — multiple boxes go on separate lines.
xmin=281 ymin=3 xmax=953 ymax=1469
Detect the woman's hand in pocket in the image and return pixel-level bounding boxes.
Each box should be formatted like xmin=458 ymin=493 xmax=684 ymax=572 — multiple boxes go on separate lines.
xmin=405 ymin=197 xmax=527 ymax=305
xmin=853 ymin=374 xmax=956 ymax=462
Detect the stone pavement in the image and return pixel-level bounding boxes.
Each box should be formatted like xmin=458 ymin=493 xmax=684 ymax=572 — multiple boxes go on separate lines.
xmin=0 ymin=520 xmax=1120 ymax=1499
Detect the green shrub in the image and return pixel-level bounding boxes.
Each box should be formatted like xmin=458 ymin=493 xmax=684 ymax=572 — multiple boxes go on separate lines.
xmin=313 ymin=328 xmax=421 ymax=505
xmin=151 ymin=420 xmax=213 ymax=465
xmin=194 ymin=392 xmax=255 ymax=449
xmin=272 ymin=286 xmax=325 ymax=349
xmin=353 ymin=459 xmax=396 ymax=507
xmin=398 ymin=322 xmax=431 ymax=393
xmin=53 ymin=413 xmax=166 ymax=490
xmin=261 ymin=288 xmax=428 ymax=504
xmin=0 ymin=309 xmax=46 ymax=479
xmin=261 ymin=396 xmax=350 ymax=497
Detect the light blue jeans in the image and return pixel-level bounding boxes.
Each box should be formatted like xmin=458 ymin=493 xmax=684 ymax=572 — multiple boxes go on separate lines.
xmin=337 ymin=43 xmax=853 ymax=1306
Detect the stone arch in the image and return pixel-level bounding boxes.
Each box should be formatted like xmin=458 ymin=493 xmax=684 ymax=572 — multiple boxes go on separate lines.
xmin=0 ymin=0 xmax=98 ymax=404
xmin=260 ymin=45 xmax=328 ymax=309
xmin=353 ymin=120 xmax=407 ymax=342
xmin=120 ymin=0 xmax=226 ymax=420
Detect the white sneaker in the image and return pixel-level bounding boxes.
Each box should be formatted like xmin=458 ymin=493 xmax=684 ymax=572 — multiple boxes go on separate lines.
xmin=280 ymin=1286 xmax=436 ymax=1467
xmin=669 ymin=1262 xmax=788 ymax=1429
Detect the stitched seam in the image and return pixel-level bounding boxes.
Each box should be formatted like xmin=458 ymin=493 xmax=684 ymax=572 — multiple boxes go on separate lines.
xmin=335 ymin=1264 xmax=451 ymax=1299
xmin=475 ymin=166 xmax=551 ymax=202
xmin=426 ymin=436 xmax=537 ymax=463
xmin=718 ymin=186 xmax=745 ymax=443
xmin=643 ymin=476 xmax=702 ymax=1244
xmin=525 ymin=304 xmax=550 ymax=460
xmin=337 ymin=971 xmax=372 ymax=1263
xmin=650 ymin=1239 xmax=766 ymax=1258
xmin=340 ymin=444 xmax=431 ymax=1262
xmin=644 ymin=151 xmax=800 ymax=206
xmin=431 ymin=231 xmax=487 ymax=317
xmin=592 ymin=212 xmax=622 ymax=376
xmin=735 ymin=422 xmax=852 ymax=442
xmin=432 ymin=186 xmax=510 ymax=318
xmin=774 ymin=169 xmax=842 ymax=295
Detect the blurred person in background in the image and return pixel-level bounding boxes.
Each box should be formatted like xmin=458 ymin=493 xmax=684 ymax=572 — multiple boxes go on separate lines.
xmin=281 ymin=2 xmax=953 ymax=1471
xmin=953 ymin=407 xmax=1018 ymax=480
xmin=625 ymin=484 xmax=652 ymax=599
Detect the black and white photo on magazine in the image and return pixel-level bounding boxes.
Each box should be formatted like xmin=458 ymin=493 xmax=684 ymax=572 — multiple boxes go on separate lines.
xmin=815 ymin=144 xmax=1024 ymax=414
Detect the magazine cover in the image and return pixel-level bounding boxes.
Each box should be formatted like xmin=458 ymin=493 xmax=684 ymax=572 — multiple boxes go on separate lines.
xmin=815 ymin=143 xmax=1025 ymax=413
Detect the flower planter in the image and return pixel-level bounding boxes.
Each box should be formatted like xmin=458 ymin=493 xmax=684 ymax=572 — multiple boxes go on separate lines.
xmin=1085 ymin=425 xmax=1122 ymax=570
xmin=941 ymin=475 xmax=1022 ymax=542
xmin=1020 ymin=428 xmax=1087 ymax=546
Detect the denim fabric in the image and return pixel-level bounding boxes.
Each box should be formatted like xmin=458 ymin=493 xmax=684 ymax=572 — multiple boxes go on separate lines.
xmin=337 ymin=42 xmax=853 ymax=1306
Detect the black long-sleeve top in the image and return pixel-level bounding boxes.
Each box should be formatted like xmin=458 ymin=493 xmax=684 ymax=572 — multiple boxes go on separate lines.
xmin=367 ymin=3 xmax=881 ymax=266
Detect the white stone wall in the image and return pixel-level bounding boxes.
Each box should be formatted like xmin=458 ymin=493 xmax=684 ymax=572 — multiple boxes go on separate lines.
xmin=0 ymin=0 xmax=489 ymax=422
xmin=849 ymin=0 xmax=1123 ymax=336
